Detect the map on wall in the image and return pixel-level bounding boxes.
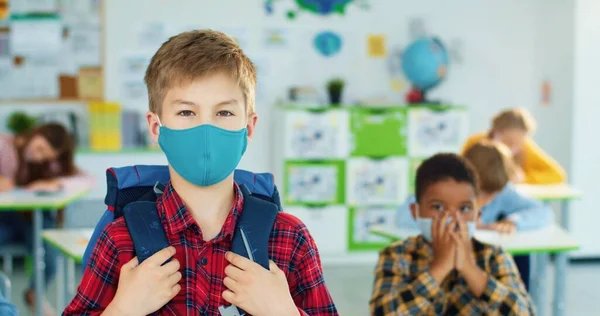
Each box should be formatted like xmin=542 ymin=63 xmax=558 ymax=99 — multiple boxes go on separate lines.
xmin=265 ymin=0 xmax=368 ymax=19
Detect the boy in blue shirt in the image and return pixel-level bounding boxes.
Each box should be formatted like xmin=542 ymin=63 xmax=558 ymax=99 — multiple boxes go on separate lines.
xmin=397 ymin=140 xmax=553 ymax=289
xmin=0 ymin=292 xmax=17 ymax=316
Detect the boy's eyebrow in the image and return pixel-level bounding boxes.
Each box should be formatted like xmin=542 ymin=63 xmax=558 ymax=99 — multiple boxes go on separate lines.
xmin=214 ymin=99 xmax=240 ymax=107
xmin=172 ymin=99 xmax=199 ymax=106
xmin=426 ymin=199 xmax=444 ymax=204
xmin=172 ymin=99 xmax=239 ymax=107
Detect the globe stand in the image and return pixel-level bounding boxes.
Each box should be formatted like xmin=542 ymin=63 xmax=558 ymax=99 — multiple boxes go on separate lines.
xmin=405 ymin=87 xmax=442 ymax=106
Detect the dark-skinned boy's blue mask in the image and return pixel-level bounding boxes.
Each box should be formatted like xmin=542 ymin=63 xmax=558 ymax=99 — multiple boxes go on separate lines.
xmin=157 ymin=117 xmax=248 ymax=187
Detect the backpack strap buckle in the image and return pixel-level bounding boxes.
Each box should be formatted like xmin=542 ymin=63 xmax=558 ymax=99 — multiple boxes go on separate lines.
xmin=218 ymin=304 xmax=245 ymax=316
xmin=153 ymin=181 xmax=166 ymax=197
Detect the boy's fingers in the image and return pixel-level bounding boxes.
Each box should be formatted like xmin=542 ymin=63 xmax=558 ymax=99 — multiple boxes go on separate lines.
xmin=455 ymin=214 xmax=468 ymax=238
xmin=224 ymin=263 xmax=245 ymax=281
xmin=225 ymin=252 xmax=254 ymax=271
xmin=167 ymin=271 xmax=182 ymax=285
xmin=145 ymin=246 xmax=176 ymax=267
xmin=162 ymin=258 xmax=180 ymax=275
xmin=223 ymin=276 xmax=239 ymax=292
xmin=448 ymin=230 xmax=461 ymax=245
xmin=124 ymin=256 xmax=139 ymax=269
xmin=222 ymin=290 xmax=237 ymax=305
xmin=438 ymin=214 xmax=448 ymax=237
xmin=431 ymin=215 xmax=438 ymax=240
xmin=269 ymin=260 xmax=282 ymax=275
xmin=170 ymin=284 xmax=181 ymax=298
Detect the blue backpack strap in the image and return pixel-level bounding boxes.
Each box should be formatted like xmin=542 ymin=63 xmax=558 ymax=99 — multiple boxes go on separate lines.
xmin=123 ymin=200 xmax=171 ymax=264
xmin=231 ymin=184 xmax=279 ymax=270
xmin=234 ymin=169 xmax=282 ymax=211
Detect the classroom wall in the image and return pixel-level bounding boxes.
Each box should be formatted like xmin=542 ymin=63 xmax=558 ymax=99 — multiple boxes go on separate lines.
xmin=569 ymin=0 xmax=600 ymax=258
xmin=1 ymin=1 xmax=582 ymax=234
xmin=530 ymin=0 xmax=575 ymax=173
xmin=104 ymin=0 xmax=542 ymax=181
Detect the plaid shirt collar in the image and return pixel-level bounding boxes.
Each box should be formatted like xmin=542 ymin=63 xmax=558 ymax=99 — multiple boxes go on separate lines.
xmin=156 ymin=181 xmax=244 ymax=241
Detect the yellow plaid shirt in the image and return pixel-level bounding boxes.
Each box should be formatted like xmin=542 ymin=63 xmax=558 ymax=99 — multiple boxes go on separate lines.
xmin=370 ymin=235 xmax=536 ymax=315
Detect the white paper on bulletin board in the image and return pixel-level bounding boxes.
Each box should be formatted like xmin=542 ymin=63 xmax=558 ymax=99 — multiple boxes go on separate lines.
xmin=346 ymin=157 xmax=408 ymax=206
xmin=69 ymin=21 xmax=102 ymax=67
xmin=285 ymin=206 xmax=348 ymax=254
xmin=407 ymin=108 xmax=469 ymax=157
xmin=10 ymin=15 xmax=61 ymax=60
xmin=287 ymin=165 xmax=338 ymax=203
xmin=284 ymin=110 xmax=349 ymax=159
xmin=353 ymin=207 xmax=397 ymax=243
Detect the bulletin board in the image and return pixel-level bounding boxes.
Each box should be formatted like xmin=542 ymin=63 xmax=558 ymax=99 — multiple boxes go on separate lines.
xmin=0 ymin=0 xmax=103 ymax=102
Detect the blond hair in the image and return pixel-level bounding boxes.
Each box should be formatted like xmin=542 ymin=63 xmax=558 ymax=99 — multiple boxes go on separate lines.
xmin=463 ymin=140 xmax=516 ymax=194
xmin=144 ymin=29 xmax=257 ymax=116
xmin=491 ymin=108 xmax=536 ymax=134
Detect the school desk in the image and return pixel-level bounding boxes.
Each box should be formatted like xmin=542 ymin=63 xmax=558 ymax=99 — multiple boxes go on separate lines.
xmin=515 ymin=183 xmax=582 ymax=316
xmin=42 ymin=228 xmax=92 ymax=311
xmin=0 ymin=187 xmax=91 ymax=316
xmin=369 ymin=224 xmax=579 ymax=316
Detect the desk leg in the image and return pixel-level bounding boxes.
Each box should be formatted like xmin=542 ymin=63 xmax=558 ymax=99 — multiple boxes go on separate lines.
xmin=67 ymin=258 xmax=75 ymax=303
xmin=553 ymin=200 xmax=570 ymax=316
xmin=56 ymin=255 xmax=65 ymax=311
xmin=33 ymin=210 xmax=45 ymax=316
xmin=554 ymin=253 xmax=567 ymax=316
xmin=531 ymin=253 xmax=548 ymax=316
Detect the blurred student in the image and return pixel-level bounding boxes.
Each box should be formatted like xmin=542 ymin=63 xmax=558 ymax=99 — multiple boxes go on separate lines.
xmin=0 ymin=291 xmax=17 ymax=316
xmin=462 ymin=108 xmax=566 ymax=184
xmin=0 ymin=122 xmax=92 ymax=315
xmin=371 ymin=153 xmax=535 ymax=315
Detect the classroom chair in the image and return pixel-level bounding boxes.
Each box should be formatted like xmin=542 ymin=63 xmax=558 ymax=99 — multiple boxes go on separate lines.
xmin=0 ymin=271 xmax=10 ymax=301
xmin=0 ymin=243 xmax=28 ymax=275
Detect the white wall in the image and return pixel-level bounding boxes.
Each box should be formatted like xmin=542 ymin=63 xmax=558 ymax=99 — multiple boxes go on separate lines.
xmin=531 ymin=0 xmax=575 ymax=172
xmin=104 ymin=0 xmax=545 ymax=175
xmin=1 ymin=1 xmax=581 ymax=217
xmin=569 ymin=0 xmax=600 ymax=258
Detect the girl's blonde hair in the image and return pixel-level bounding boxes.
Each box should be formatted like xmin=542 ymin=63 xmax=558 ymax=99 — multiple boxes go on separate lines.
xmin=463 ymin=140 xmax=517 ymax=194
xmin=491 ymin=108 xmax=536 ymax=134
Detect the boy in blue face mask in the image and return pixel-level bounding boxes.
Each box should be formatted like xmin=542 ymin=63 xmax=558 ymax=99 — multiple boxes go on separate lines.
xmin=65 ymin=30 xmax=337 ymax=316
xmin=370 ymin=153 xmax=535 ymax=315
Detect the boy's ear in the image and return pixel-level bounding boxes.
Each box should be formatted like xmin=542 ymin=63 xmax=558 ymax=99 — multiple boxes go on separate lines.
xmin=246 ymin=112 xmax=259 ymax=140
xmin=146 ymin=111 xmax=160 ymax=143
xmin=409 ymin=203 xmax=417 ymax=220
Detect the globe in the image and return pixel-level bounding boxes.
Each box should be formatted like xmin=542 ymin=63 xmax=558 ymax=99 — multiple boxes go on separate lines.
xmin=314 ymin=31 xmax=343 ymax=57
xmin=401 ymin=37 xmax=449 ymax=91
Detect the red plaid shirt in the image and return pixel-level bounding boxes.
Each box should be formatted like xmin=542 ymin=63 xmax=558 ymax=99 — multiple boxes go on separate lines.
xmin=64 ymin=182 xmax=337 ymax=315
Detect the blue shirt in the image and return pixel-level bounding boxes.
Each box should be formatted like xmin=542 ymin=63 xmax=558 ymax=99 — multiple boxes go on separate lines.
xmin=396 ymin=183 xmax=554 ymax=230
xmin=0 ymin=292 xmax=17 ymax=316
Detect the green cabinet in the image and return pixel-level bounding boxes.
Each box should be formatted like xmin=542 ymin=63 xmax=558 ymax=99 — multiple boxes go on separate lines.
xmin=350 ymin=108 xmax=408 ymax=157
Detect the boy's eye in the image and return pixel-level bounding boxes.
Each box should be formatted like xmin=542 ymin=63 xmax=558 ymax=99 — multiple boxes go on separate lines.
xmin=432 ymin=204 xmax=444 ymax=212
xmin=217 ymin=110 xmax=234 ymax=117
xmin=460 ymin=205 xmax=473 ymax=213
xmin=177 ymin=110 xmax=195 ymax=117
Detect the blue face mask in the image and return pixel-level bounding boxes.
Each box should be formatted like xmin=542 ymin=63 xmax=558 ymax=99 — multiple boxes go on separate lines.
xmin=416 ymin=217 xmax=476 ymax=242
xmin=157 ymin=120 xmax=248 ymax=187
